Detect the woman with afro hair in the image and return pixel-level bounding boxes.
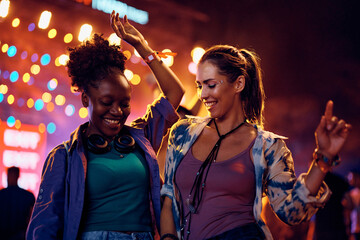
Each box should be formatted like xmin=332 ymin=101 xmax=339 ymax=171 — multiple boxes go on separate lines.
xmin=27 ymin=11 xmax=184 ymax=240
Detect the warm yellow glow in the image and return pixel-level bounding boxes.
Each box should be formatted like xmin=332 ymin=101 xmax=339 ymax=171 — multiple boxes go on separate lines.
xmin=130 ymin=74 xmax=141 ymax=85
xmin=38 ymin=10 xmax=52 ymax=29
xmin=12 ymin=18 xmax=20 ymax=27
xmin=38 ymin=123 xmax=46 ymax=133
xmin=161 ymin=49 xmax=174 ymax=67
xmin=64 ymin=33 xmax=73 ymax=43
xmin=30 ymin=64 xmax=41 ymax=75
xmin=15 ymin=120 xmax=21 ymax=129
xmin=42 ymin=92 xmax=52 ymax=103
xmin=78 ymin=24 xmax=92 ymax=42
xmin=71 ymin=86 xmax=78 ymax=93
xmin=108 ymin=33 xmax=121 ymax=45
xmin=55 ymin=57 xmax=61 ymax=66
xmin=59 ymin=54 xmax=69 ymax=66
xmin=79 ymin=107 xmax=88 ymax=118
xmin=22 ymin=73 xmax=30 ymax=83
xmin=55 ymin=94 xmax=66 ymax=106
xmin=0 ymin=84 xmax=8 ymax=94
xmin=48 ymin=28 xmax=57 ymax=39
xmin=124 ymin=69 xmax=133 ymax=81
xmin=188 ymin=61 xmax=197 ymax=75
xmin=123 ymin=50 xmax=131 ymax=60
xmin=7 ymin=94 xmax=15 ymax=104
xmin=27 ymin=98 xmax=34 ymax=108
xmin=1 ymin=43 xmax=8 ymax=53
xmin=191 ymin=47 xmax=205 ymax=64
xmin=0 ymin=0 xmax=10 ymax=18
xmin=46 ymin=102 xmax=55 ymax=112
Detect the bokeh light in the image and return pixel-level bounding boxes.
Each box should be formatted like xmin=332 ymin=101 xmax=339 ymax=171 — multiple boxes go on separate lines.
xmin=78 ymin=24 xmax=92 ymax=42
xmin=64 ymin=33 xmax=73 ymax=43
xmin=38 ymin=10 xmax=52 ymax=29
xmin=9 ymin=71 xmax=19 ymax=82
xmin=47 ymin=122 xmax=56 ymax=134
xmin=0 ymin=84 xmax=8 ymax=94
xmin=188 ymin=62 xmax=197 ymax=75
xmin=38 ymin=123 xmax=46 ymax=133
xmin=47 ymin=78 xmax=58 ymax=90
xmin=7 ymin=45 xmax=17 ymax=57
xmin=48 ymin=29 xmax=57 ymax=39
xmin=130 ymin=74 xmax=141 ymax=85
xmin=27 ymin=98 xmax=34 ymax=108
xmin=42 ymin=92 xmax=52 ymax=103
xmin=79 ymin=107 xmax=88 ymax=118
xmin=46 ymin=102 xmax=55 ymax=112
xmin=65 ymin=104 xmax=75 ymax=116
xmin=28 ymin=23 xmax=35 ymax=32
xmin=21 ymin=51 xmax=28 ymax=59
xmin=23 ymin=73 xmax=30 ymax=83
xmin=7 ymin=94 xmax=14 ymax=104
xmin=1 ymin=43 xmax=9 ymax=53
xmin=15 ymin=120 xmax=21 ymax=129
xmin=34 ymin=99 xmax=44 ymax=111
xmin=12 ymin=18 xmax=20 ymax=27
xmin=108 ymin=33 xmax=121 ymax=45
xmin=30 ymin=64 xmax=40 ymax=75
xmin=7 ymin=116 xmax=16 ymax=128
xmin=55 ymin=94 xmax=65 ymax=105
xmin=191 ymin=47 xmax=205 ymax=64
xmin=31 ymin=53 xmax=39 ymax=62
xmin=40 ymin=54 xmax=51 ymax=65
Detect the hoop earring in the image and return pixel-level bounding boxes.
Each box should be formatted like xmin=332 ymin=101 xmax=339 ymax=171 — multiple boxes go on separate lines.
xmin=87 ymin=134 xmax=135 ymax=154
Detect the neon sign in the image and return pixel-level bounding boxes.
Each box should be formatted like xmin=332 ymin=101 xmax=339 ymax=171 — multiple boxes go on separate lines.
xmin=92 ymin=0 xmax=149 ymax=25
xmin=0 ymin=123 xmax=46 ymax=196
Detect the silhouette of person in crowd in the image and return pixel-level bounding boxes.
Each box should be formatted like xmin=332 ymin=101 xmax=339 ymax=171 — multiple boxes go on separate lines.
xmin=0 ymin=166 xmax=35 ymax=240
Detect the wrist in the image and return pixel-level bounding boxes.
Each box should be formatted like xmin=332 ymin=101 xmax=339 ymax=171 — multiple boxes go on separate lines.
xmin=313 ymin=149 xmax=341 ymax=172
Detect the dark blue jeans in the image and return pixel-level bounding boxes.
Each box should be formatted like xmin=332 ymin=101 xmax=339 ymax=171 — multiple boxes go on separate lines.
xmin=206 ymin=223 xmax=265 ymax=240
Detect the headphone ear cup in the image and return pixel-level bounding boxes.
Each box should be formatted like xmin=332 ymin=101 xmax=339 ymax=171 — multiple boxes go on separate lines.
xmin=87 ymin=134 xmax=110 ymax=154
xmin=114 ymin=134 xmax=135 ymax=153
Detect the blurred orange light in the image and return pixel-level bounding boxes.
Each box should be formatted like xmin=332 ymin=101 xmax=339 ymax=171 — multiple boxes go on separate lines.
xmin=123 ymin=50 xmax=131 ymax=60
xmin=27 ymin=98 xmax=34 ymax=108
xmin=59 ymin=54 xmax=69 ymax=66
xmin=46 ymin=102 xmax=55 ymax=112
xmin=15 ymin=120 xmax=21 ymax=129
xmin=38 ymin=123 xmax=46 ymax=133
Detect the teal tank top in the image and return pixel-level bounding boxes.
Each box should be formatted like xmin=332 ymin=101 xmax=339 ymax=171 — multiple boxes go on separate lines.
xmin=81 ymin=141 xmax=152 ymax=232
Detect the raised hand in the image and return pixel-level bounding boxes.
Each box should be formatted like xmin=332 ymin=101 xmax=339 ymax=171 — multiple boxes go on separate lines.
xmin=110 ymin=11 xmax=146 ymax=47
xmin=315 ymin=100 xmax=351 ymax=159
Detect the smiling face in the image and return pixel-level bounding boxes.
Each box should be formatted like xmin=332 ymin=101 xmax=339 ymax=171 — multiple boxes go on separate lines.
xmin=196 ymin=61 xmax=243 ymax=120
xmin=82 ymin=70 xmax=131 ymax=141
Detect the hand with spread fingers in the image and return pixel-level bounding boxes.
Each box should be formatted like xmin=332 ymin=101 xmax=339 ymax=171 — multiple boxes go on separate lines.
xmin=315 ymin=100 xmax=352 ymax=160
xmin=110 ymin=11 xmax=145 ymax=47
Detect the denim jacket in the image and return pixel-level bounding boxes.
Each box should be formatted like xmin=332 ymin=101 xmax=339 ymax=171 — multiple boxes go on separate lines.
xmin=161 ymin=116 xmax=331 ymax=240
xmin=27 ymin=95 xmax=179 ymax=240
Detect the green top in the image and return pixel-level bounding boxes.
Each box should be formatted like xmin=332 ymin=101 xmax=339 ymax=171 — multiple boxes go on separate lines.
xmin=82 ymin=141 xmax=152 ymax=232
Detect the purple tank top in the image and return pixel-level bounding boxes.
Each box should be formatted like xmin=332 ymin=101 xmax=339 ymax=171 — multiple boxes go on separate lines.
xmin=175 ymin=139 xmax=256 ymax=240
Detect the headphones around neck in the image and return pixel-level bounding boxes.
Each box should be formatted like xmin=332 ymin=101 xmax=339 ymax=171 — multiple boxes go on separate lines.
xmin=87 ymin=133 xmax=135 ymax=154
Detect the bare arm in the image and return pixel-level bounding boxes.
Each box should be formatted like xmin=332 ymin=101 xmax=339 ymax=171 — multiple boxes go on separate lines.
xmin=305 ymin=100 xmax=351 ymax=195
xmin=110 ymin=11 xmax=185 ymax=109
xmin=160 ymin=196 xmax=177 ymax=239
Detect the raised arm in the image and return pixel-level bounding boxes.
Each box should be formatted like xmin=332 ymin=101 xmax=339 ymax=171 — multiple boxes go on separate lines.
xmin=305 ymin=100 xmax=352 ymax=195
xmin=110 ymin=11 xmax=185 ymax=109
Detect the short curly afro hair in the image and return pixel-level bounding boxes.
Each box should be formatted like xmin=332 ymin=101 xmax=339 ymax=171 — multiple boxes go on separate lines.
xmin=66 ymin=33 xmax=127 ymax=93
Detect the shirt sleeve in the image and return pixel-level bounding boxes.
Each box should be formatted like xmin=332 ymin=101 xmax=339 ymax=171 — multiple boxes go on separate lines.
xmin=26 ymin=145 xmax=67 ymax=239
xmin=131 ymin=94 xmax=179 ymax=153
xmin=264 ymin=138 xmax=331 ymax=225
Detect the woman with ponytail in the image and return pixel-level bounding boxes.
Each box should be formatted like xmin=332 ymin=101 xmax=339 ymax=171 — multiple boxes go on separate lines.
xmin=160 ymin=45 xmax=351 ymax=240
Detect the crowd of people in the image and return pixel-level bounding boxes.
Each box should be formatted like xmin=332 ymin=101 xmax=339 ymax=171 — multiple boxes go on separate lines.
xmin=0 ymin=9 xmax=357 ymax=240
